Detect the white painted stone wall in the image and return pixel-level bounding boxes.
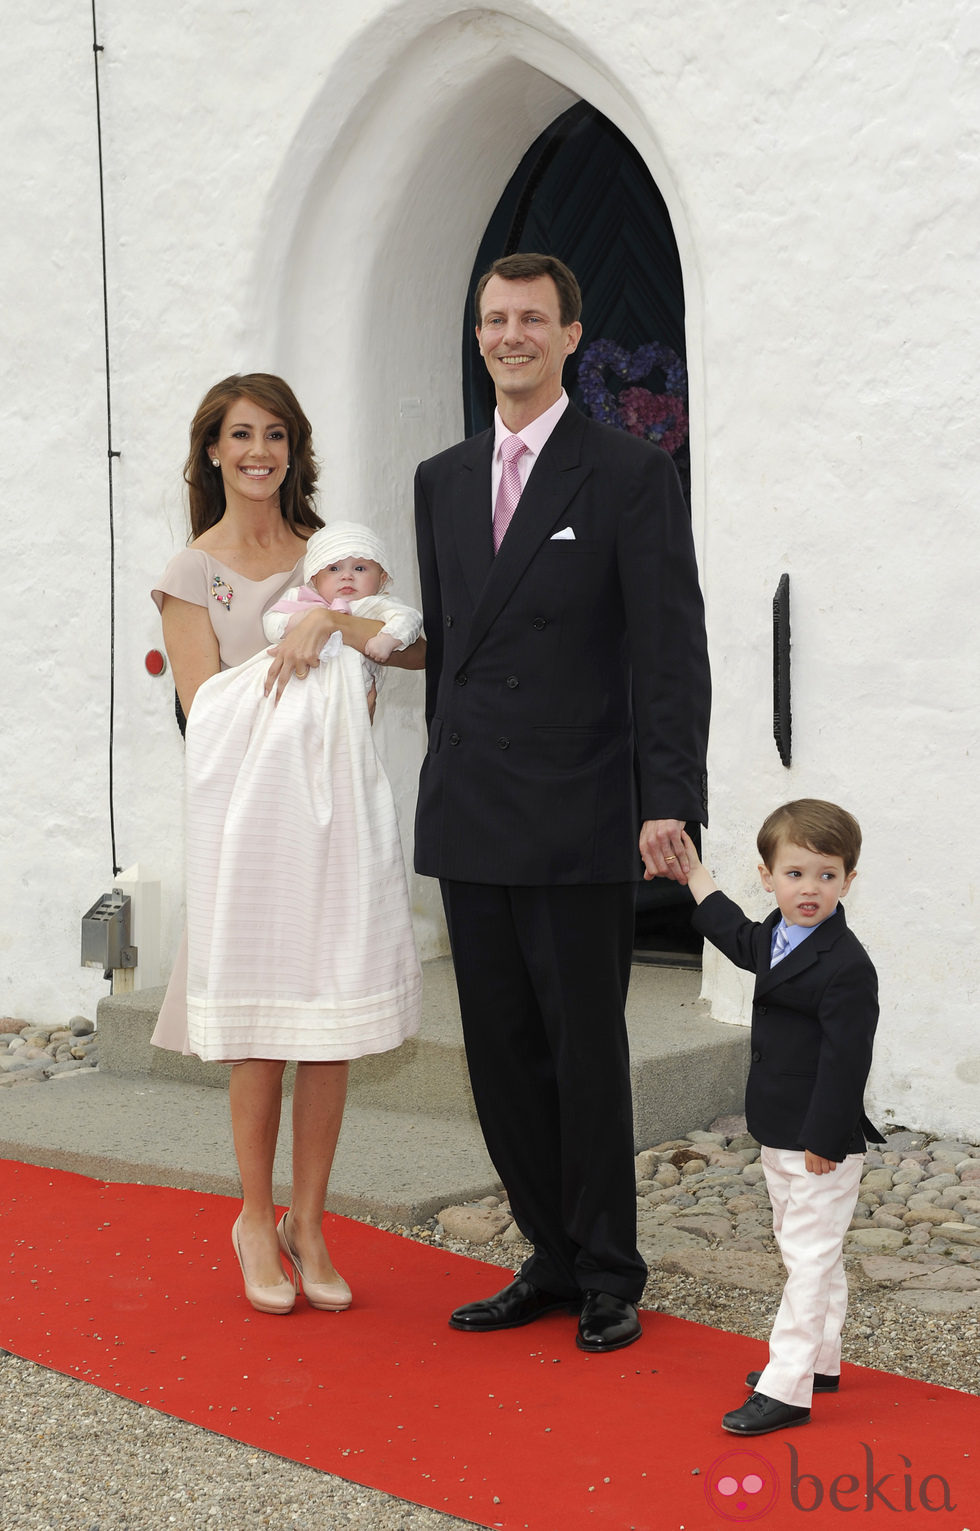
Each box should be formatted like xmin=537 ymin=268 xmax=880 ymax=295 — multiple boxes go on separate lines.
xmin=2 ymin=1 xmax=977 ymax=1137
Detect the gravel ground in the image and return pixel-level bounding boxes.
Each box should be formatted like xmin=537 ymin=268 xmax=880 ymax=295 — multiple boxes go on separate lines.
xmin=2 ymin=1139 xmax=977 ymax=1530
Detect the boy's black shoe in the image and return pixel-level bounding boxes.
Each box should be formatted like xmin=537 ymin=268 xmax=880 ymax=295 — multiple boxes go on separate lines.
xmin=723 ymin=1392 xmax=811 ymax=1436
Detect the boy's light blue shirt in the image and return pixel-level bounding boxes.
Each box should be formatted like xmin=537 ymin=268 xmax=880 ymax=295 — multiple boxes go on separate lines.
xmin=770 ymin=917 xmax=819 ymax=967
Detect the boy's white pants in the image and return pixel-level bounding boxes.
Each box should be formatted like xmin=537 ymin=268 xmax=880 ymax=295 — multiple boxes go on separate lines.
xmin=755 ymin=1146 xmax=865 ymax=1409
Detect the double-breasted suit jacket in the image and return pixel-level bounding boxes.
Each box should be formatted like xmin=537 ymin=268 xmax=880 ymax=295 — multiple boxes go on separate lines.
xmin=414 ymin=404 xmax=710 ymax=883
xmin=692 ymin=892 xmax=882 ymax=1163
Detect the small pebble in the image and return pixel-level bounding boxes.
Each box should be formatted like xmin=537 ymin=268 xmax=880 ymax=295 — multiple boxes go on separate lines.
xmin=429 ymin=1116 xmax=980 ymax=1322
xmin=0 ymin=1016 xmax=98 ymax=1083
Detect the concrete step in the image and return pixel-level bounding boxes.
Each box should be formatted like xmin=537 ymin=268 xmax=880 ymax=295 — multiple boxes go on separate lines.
xmin=0 ymin=958 xmax=750 ymax=1222
xmin=95 ymin=958 xmax=748 ymax=1149
xmin=0 ymin=1070 xmax=498 ymax=1226
xmin=97 ymin=960 xmax=478 ymax=1119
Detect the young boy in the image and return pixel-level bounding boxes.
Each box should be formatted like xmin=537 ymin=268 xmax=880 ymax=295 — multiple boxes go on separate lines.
xmin=679 ymin=799 xmax=883 ymax=1436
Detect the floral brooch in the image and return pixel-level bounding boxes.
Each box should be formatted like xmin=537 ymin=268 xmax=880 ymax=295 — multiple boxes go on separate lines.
xmin=210 ymin=574 xmax=233 ymax=611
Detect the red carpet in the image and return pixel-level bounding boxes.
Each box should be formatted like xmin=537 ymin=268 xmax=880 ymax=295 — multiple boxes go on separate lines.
xmin=1 ymin=1161 xmax=977 ymax=1530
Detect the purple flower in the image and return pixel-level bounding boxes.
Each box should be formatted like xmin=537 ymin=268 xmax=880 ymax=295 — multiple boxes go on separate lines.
xmin=578 ymin=339 xmax=689 ymax=456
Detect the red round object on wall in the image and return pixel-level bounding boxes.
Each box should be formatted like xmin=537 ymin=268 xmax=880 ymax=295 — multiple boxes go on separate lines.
xmin=145 ymin=649 xmax=167 ymax=676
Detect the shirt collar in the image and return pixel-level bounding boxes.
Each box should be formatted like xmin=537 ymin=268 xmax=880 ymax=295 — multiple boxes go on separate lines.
xmin=772 ymin=917 xmax=821 ymax=956
xmin=493 ymin=390 xmax=569 ymax=461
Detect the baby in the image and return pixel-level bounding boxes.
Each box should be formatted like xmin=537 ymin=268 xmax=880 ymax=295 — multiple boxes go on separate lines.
xmin=264 ymin=520 xmax=422 ymax=674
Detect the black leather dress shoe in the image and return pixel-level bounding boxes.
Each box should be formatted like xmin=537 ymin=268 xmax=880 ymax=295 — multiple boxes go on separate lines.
xmin=723 ymin=1392 xmax=811 ymax=1435
xmin=449 ymin=1277 xmax=577 ymax=1332
xmin=575 ymin=1291 xmax=641 ymax=1353
xmin=745 ymin=1369 xmax=839 ymax=1393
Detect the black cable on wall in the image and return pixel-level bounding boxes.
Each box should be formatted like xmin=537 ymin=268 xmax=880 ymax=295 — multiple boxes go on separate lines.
xmin=91 ymin=1 xmax=123 ymax=875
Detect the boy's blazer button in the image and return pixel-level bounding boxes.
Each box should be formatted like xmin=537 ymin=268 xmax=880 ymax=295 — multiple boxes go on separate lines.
xmin=449 ymin=732 xmax=461 ymax=746
xmin=532 ymin=617 xmax=547 ymax=629
xmin=752 ymin=1049 xmax=762 ymax=1062
xmin=496 ymin=737 xmax=511 ymax=750
xmin=758 ymin=1005 xmax=768 ymax=1015
xmin=445 ymin=615 xmax=454 ymax=627
xmin=506 ymin=676 xmax=519 ymax=689
xmin=455 ymin=672 xmax=468 ymax=685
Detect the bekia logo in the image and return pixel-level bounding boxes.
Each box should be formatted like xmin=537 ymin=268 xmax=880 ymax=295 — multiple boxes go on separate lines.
xmin=705 ymin=1448 xmax=779 ymax=1521
xmin=706 ymin=1444 xmax=956 ymax=1520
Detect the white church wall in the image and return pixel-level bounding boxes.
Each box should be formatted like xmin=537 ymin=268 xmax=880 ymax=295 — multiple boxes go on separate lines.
xmin=3 ymin=8 xmax=119 ymax=1022
xmin=2 ymin=1 xmax=977 ymax=1137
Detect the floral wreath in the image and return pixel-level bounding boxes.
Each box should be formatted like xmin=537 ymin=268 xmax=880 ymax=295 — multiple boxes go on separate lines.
xmin=578 ymin=338 xmax=689 ymax=457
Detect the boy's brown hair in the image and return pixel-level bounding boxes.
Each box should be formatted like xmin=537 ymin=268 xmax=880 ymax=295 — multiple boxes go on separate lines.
xmin=757 ymin=799 xmax=863 ymax=877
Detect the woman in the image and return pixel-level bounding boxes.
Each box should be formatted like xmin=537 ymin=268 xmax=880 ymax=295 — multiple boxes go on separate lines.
xmin=152 ymin=374 xmax=425 ymax=1315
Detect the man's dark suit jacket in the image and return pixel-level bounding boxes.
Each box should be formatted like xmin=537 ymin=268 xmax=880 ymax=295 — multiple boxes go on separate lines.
xmin=692 ymin=891 xmax=883 ymax=1163
xmin=413 ymin=405 xmax=710 ymax=884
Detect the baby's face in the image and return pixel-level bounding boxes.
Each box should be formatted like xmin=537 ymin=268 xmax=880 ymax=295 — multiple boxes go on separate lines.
xmin=312 ymin=557 xmax=384 ymax=603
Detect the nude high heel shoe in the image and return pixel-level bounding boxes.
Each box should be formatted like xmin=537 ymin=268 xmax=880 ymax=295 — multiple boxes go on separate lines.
xmin=231 ymin=1215 xmax=295 ymax=1315
xmin=277 ymin=1212 xmax=352 ymax=1311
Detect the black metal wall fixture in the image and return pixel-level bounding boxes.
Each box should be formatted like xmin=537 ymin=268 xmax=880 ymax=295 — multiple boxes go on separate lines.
xmin=773 ymin=573 xmax=792 ymax=767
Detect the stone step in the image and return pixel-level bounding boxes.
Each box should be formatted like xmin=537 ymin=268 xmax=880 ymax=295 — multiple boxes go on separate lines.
xmin=96 ymin=957 xmax=749 ymax=1149
xmin=0 ymin=1070 xmax=498 ymax=1226
xmin=4 ymin=960 xmax=748 ymax=1223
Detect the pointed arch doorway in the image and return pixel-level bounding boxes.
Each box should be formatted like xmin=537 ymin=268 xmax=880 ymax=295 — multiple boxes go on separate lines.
xmin=463 ymin=102 xmax=702 ymax=966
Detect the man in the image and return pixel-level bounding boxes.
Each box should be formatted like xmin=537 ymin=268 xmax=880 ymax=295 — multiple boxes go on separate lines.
xmin=414 ymin=253 xmax=710 ymax=1352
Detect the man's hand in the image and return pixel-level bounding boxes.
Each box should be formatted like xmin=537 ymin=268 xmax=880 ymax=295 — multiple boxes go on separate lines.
xmin=639 ymin=819 xmax=689 ymax=882
xmin=805 ymin=1150 xmax=837 ymax=1175
xmin=264 ymin=609 xmax=337 ymax=702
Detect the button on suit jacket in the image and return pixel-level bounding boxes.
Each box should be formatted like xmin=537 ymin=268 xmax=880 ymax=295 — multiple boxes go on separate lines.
xmin=413 ymin=405 xmax=710 ymax=885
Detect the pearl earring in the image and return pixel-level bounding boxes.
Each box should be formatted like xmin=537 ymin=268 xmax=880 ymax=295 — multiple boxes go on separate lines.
xmin=211 ymin=458 xmax=220 ymax=467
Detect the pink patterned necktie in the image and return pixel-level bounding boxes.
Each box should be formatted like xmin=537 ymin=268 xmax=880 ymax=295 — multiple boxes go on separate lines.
xmin=492 ymin=434 xmax=529 ymax=552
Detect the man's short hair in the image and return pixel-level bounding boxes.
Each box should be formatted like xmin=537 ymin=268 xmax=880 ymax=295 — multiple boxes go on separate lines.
xmin=757 ymin=799 xmax=863 ymax=877
xmin=474 ymin=253 xmax=582 ymax=328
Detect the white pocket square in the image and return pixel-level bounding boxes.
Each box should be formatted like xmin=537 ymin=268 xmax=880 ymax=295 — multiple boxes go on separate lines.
xmin=550 ymin=527 xmax=576 ymax=540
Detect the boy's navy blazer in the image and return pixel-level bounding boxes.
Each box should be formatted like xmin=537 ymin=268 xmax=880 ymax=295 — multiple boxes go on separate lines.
xmin=413 ymin=404 xmax=711 ymax=885
xmin=692 ymin=891 xmax=882 ymax=1163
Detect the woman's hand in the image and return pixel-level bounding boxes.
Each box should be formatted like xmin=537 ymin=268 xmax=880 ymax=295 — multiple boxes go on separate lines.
xmin=264 ymin=608 xmax=338 ymax=701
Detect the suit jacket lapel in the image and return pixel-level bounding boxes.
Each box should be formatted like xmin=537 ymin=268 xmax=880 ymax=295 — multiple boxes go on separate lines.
xmin=755 ymin=906 xmax=848 ymax=997
xmin=450 ymin=430 xmax=495 ymax=604
xmin=460 ymin=406 xmax=591 ymax=662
